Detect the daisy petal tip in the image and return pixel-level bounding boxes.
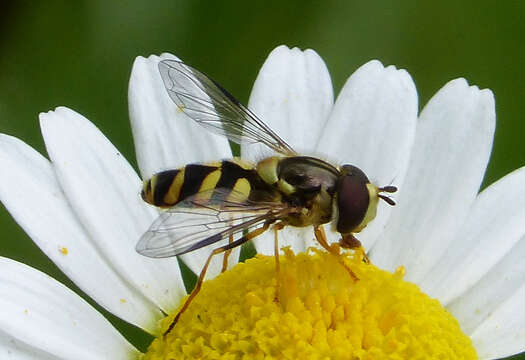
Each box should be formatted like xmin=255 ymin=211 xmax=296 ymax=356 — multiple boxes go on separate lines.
xmin=353 ymin=60 xmax=415 ymax=90
xmin=436 ymin=78 xmax=495 ymax=115
xmin=140 ymin=52 xmax=179 ymax=64
xmin=131 ymin=53 xmax=177 ymax=76
xmin=455 ymin=78 xmax=494 ymax=98
xmin=38 ymin=107 xmax=62 ymax=126
xmin=384 ymin=65 xmax=411 ymax=80
xmin=459 ymin=80 xmax=496 ymax=123
xmin=377 ymin=63 xmax=414 ymax=82
xmin=303 ymin=48 xmax=321 ymax=57
xmin=37 ymin=109 xmax=53 ymax=122
xmin=350 ymin=60 xmax=417 ymax=102
xmin=460 ymin=81 xmax=486 ymax=97
xmin=159 ymin=52 xmax=179 ymax=61
xmin=263 ymin=46 xmax=294 ymax=66
xmin=269 ymin=44 xmax=292 ymax=55
xmin=130 ymin=53 xmax=180 ymax=86
xmin=386 ymin=67 xmax=417 ymax=96
xmin=39 ymin=107 xmax=86 ymax=131
xmin=360 ymin=59 xmax=385 ymax=72
xmin=40 ymin=106 xmax=77 ymax=119
xmin=131 ymin=55 xmax=157 ymax=75
xmin=479 ymin=88 xmax=496 ymax=109
xmin=131 ymin=55 xmax=148 ymax=68
xmin=303 ymin=48 xmax=329 ymax=71
xmin=260 ymin=45 xmax=327 ymax=77
xmin=449 ymin=77 xmax=469 ymax=88
xmin=273 ymin=46 xmax=327 ymax=68
xmin=55 ymin=106 xmax=77 ymax=115
xmin=440 ymin=78 xmax=476 ymax=97
xmin=267 ymin=45 xmax=324 ymax=63
xmin=384 ymin=63 xmax=399 ymax=71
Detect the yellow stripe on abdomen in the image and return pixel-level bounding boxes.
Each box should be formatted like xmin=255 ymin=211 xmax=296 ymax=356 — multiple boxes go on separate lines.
xmin=228 ymin=177 xmax=251 ymax=202
xmin=195 ymin=169 xmax=222 ymax=201
xmin=163 ymin=168 xmax=185 ymax=205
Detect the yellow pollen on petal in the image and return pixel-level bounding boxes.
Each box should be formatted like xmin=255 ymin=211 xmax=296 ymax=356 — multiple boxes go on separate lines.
xmin=144 ymin=248 xmax=476 ymax=359
xmin=59 ymin=246 xmax=68 ymax=255
xmin=395 ymin=265 xmax=405 ymax=276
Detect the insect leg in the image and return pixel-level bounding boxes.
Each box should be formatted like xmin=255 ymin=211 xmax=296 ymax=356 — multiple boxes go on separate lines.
xmin=272 ymin=222 xmax=285 ymax=302
xmin=221 ymin=232 xmax=234 ymax=273
xmin=339 ymin=233 xmax=370 ymax=264
xmin=221 ymin=215 xmax=235 ymax=273
xmin=313 ymin=225 xmax=358 ymax=281
xmin=313 ymin=225 xmax=333 ymax=252
xmin=164 ymin=220 xmax=273 ymax=336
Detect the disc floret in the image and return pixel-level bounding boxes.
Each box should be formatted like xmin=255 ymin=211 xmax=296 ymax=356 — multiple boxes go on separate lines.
xmin=144 ymin=249 xmax=476 ymax=359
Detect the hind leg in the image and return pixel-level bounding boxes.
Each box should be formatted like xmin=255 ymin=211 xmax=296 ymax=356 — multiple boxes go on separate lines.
xmin=221 ymin=232 xmax=234 ymax=273
xmin=164 ymin=221 xmax=272 ymax=336
xmin=272 ymin=222 xmax=286 ymax=302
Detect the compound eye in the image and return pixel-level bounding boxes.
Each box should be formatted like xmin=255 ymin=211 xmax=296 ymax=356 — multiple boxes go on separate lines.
xmin=336 ymin=172 xmax=369 ymax=234
xmin=340 ymin=164 xmax=369 ymax=182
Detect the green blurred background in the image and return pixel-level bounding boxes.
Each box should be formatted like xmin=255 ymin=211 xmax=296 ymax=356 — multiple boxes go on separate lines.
xmin=1 ymin=1 xmax=524 ymax=357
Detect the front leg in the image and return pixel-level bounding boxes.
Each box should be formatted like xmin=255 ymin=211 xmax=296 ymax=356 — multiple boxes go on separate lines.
xmin=314 ymin=225 xmax=358 ymax=281
xmin=339 ymin=233 xmax=370 ymax=264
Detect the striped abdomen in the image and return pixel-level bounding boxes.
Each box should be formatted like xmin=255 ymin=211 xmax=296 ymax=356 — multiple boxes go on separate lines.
xmin=141 ymin=158 xmax=278 ymax=208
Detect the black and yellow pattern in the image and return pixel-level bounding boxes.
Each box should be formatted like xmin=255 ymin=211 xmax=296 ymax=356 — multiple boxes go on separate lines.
xmin=141 ymin=158 xmax=278 ymax=208
xmin=142 ymin=154 xmax=396 ymax=235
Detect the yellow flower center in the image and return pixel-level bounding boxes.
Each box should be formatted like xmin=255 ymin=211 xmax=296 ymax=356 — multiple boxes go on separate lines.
xmin=144 ymin=248 xmax=476 ymax=359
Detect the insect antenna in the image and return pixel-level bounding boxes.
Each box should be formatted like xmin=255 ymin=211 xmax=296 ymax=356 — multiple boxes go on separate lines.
xmin=379 ymin=185 xmax=397 ymax=193
xmin=378 ymin=185 xmax=397 ymax=206
xmin=378 ymin=194 xmax=396 ymax=206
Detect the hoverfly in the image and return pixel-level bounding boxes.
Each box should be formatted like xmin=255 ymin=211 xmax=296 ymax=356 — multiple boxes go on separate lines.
xmin=137 ymin=59 xmax=397 ymax=335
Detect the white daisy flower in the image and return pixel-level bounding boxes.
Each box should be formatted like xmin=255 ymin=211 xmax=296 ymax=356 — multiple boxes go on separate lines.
xmin=0 ymin=45 xmax=523 ymax=359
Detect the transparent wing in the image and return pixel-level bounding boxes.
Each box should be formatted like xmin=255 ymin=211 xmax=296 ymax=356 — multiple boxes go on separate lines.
xmin=136 ymin=189 xmax=292 ymax=258
xmin=158 ymin=59 xmax=297 ymax=156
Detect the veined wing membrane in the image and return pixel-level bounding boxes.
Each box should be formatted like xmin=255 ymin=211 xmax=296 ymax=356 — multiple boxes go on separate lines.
xmin=158 ymin=59 xmax=297 ymax=156
xmin=136 ymin=189 xmax=291 ymax=258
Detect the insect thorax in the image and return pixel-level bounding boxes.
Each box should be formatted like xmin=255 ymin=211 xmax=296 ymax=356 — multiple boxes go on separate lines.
xmin=256 ymin=156 xmax=339 ymax=227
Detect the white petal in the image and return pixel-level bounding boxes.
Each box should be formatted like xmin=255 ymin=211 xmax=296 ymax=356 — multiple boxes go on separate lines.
xmin=243 ymin=45 xmax=334 ymax=161
xmin=317 ymin=60 xmax=418 ymax=249
xmin=40 ymin=107 xmax=186 ymax=314
xmin=253 ymin=227 xmax=318 ymax=256
xmin=0 ymin=257 xmax=139 ymax=360
xmin=424 ymin=166 xmax=525 ymax=304
xmin=0 ymin=134 xmax=161 ymax=332
xmin=129 ymin=53 xmax=232 ymax=179
xmin=447 ymin=234 xmax=525 ymax=334
xmin=371 ymin=79 xmax=495 ymax=283
xmin=469 ymin=283 xmax=525 ymax=359
xmin=0 ymin=331 xmax=57 ymax=359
